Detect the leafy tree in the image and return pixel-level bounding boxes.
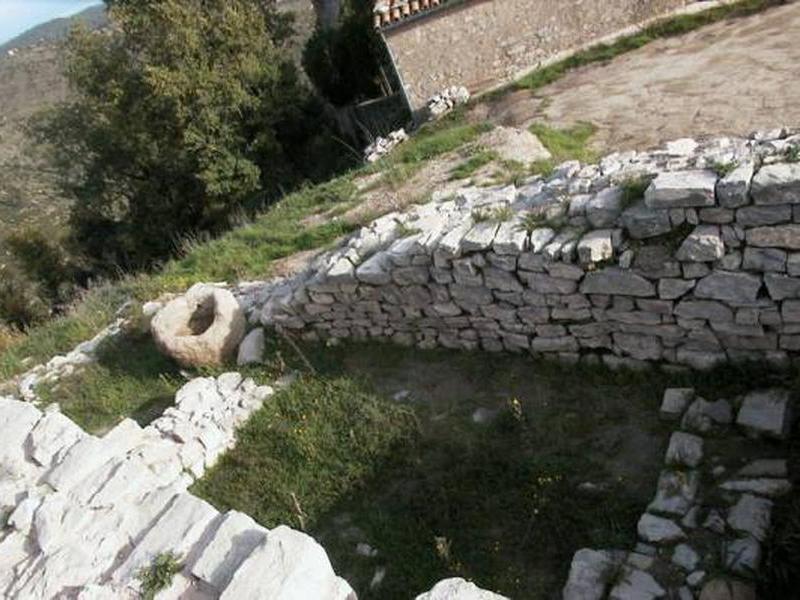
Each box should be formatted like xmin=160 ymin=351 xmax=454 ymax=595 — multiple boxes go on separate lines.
xmin=303 ymin=0 xmax=383 ymax=106
xmin=31 ymin=0 xmax=308 ymax=271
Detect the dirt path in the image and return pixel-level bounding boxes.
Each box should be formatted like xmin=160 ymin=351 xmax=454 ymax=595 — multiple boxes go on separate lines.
xmin=475 ymin=2 xmax=800 ymax=153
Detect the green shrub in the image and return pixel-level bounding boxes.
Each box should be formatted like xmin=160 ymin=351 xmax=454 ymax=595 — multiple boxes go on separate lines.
xmin=30 ymin=0 xmax=309 ymax=272
xmin=0 ymin=264 xmax=50 ymax=329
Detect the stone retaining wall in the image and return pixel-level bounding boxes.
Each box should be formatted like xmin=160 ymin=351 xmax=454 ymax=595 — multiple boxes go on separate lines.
xmin=382 ymin=0 xmax=695 ymax=112
xmin=257 ymin=129 xmax=800 ymax=370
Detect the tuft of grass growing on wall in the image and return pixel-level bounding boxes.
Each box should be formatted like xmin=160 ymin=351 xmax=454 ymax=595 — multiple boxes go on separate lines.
xmin=514 ymin=0 xmax=787 ymax=93
xmin=138 ymin=552 xmax=182 ymax=600
xmin=619 ymin=175 xmax=654 ymax=210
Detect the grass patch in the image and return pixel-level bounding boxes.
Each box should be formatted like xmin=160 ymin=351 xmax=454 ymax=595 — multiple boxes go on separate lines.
xmin=449 ymin=149 xmax=498 ymax=181
xmin=530 ymin=122 xmax=598 ymax=165
xmin=192 ymin=375 xmax=418 ymax=530
xmin=192 ymin=342 xmax=676 ymax=598
xmin=514 ymin=0 xmax=786 ymax=93
xmin=471 ymin=205 xmax=514 ymax=224
xmin=35 ymin=328 xmax=183 ymax=433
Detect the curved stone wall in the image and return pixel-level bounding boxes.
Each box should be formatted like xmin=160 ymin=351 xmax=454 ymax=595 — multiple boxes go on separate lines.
xmin=258 ymin=129 xmax=800 ymax=370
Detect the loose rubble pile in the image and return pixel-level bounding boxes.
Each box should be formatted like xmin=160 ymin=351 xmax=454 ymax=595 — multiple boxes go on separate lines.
xmin=0 ymin=374 xmax=358 ymax=599
xmin=257 ymin=129 xmax=800 ymax=369
xmin=426 ymin=85 xmax=470 ymax=119
xmin=563 ymin=386 xmax=794 ymax=600
xmin=364 ymin=128 xmax=409 ymax=163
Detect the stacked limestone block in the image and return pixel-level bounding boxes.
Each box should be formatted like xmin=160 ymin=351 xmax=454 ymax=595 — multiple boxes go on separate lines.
xmin=562 ymin=387 xmax=794 ymax=599
xmin=258 ymin=129 xmax=800 ymax=369
xmin=0 ymin=374 xmax=356 ymax=599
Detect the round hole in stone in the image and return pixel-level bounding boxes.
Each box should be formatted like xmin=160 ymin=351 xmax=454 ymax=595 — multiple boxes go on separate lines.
xmin=181 ymin=296 xmax=216 ymax=337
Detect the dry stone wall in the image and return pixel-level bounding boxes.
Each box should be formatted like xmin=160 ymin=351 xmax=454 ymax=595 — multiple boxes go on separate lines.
xmin=258 ymin=129 xmax=800 ymax=370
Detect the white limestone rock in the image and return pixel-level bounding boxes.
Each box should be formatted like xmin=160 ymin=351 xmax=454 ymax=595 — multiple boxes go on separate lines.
xmin=645 ymin=170 xmax=718 ymax=209
xmin=751 ymin=163 xmax=800 ymax=205
xmin=113 ymin=493 xmax=219 ymax=584
xmin=719 ymin=478 xmax=791 ymax=498
xmin=220 ymin=525 xmax=356 ymax=600
xmin=191 ymin=511 xmax=268 ymax=592
xmin=416 ymin=577 xmax=509 ymax=599
xmin=26 ymin=410 xmax=86 ymax=468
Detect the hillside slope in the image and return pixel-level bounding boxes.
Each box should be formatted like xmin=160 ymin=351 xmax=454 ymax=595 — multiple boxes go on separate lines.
xmin=0 ymin=5 xmax=107 ymax=55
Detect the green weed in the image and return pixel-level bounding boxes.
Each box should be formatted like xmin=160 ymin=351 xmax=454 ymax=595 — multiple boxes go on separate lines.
xmin=449 ymin=149 xmax=498 ymax=181
xmin=138 ymin=552 xmax=182 ymax=600
xmin=530 ymin=122 xmax=598 ymax=165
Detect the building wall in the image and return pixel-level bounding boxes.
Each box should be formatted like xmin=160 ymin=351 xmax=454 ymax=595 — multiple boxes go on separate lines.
xmin=382 ymin=0 xmax=692 ymax=111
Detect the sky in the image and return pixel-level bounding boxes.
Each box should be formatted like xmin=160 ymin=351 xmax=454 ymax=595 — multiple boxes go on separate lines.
xmin=0 ymin=0 xmax=102 ymax=45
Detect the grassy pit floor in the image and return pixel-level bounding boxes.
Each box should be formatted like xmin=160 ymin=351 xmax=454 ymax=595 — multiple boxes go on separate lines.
xmin=194 ymin=342 xmax=794 ymax=599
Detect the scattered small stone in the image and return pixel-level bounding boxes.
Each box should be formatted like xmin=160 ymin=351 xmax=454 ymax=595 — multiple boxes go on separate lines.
xmin=703 ymin=510 xmax=726 ymax=535
xmin=665 ymin=432 xmax=704 ymax=468
xmin=370 ymin=566 xmax=387 ymax=590
xmin=660 ymin=388 xmax=695 ymax=421
xmin=648 ymin=470 xmax=700 ymax=516
xmin=719 ymin=478 xmax=792 ymax=498
xmin=727 ymin=494 xmax=772 ymax=541
xmin=672 ymin=543 xmax=701 ymax=572
xmin=687 ymin=571 xmax=706 ymax=588
xmin=735 ymin=389 xmax=793 ymax=440
xmin=638 ymin=513 xmax=686 ymax=544
xmin=724 ymin=536 xmax=761 ymax=575
xmin=356 ymin=542 xmax=379 ymax=557
xmin=608 ymin=566 xmax=666 ymax=600
xmin=563 ymin=549 xmax=623 ymax=600
xmin=736 ymin=459 xmax=787 ymax=478
xmin=681 ymin=398 xmax=733 ymax=434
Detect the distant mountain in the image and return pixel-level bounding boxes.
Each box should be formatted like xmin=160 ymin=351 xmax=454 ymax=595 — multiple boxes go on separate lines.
xmin=0 ymin=5 xmax=108 ymax=55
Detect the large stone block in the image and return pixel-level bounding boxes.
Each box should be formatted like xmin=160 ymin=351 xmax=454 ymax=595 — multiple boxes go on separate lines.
xmin=580 ymin=268 xmax=655 ymax=297
xmin=620 ymin=202 xmax=672 ymax=239
xmin=747 ymin=225 xmax=800 ymax=249
xmin=764 ymin=273 xmax=800 ymax=300
xmin=736 ymin=389 xmax=793 ymax=439
xmin=736 ymin=204 xmax=791 ymax=227
xmin=751 ymin=163 xmax=800 ymax=205
xmin=675 ymin=226 xmax=724 ymax=262
xmin=645 ymin=170 xmax=717 ymax=209
xmin=693 ymin=271 xmax=762 ymax=304
xmin=717 ymin=162 xmax=755 ymax=208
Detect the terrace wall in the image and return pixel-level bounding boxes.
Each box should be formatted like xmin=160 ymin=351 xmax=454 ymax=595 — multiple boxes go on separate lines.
xmin=256 ymin=130 xmax=800 ymax=370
